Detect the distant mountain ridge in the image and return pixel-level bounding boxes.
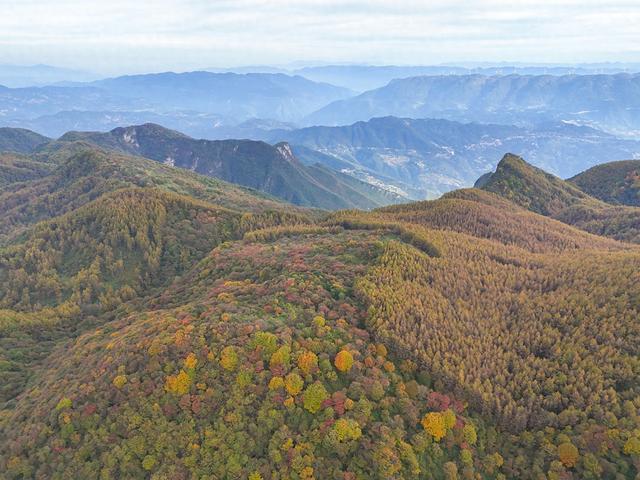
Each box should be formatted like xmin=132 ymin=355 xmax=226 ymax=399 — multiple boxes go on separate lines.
xmin=214 ymin=63 xmax=640 ymax=92
xmin=0 ymin=64 xmax=96 ymax=87
xmin=89 ymin=71 xmax=353 ymax=122
xmin=58 ymin=124 xmax=399 ymax=210
xmin=305 ymin=73 xmax=640 ymax=137
xmin=0 ymin=71 xmax=353 ymax=133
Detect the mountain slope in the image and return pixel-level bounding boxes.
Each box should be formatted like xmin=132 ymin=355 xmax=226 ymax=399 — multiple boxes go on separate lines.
xmin=2 ymin=180 xmax=639 ymax=479
xmin=0 ymin=127 xmax=50 ymax=154
xmin=0 ymin=153 xmax=54 ymax=187
xmin=269 ymin=116 xmax=640 ymax=198
xmin=569 ymin=159 xmax=640 ymax=206
xmin=1 ymin=229 xmax=503 ymax=479
xmin=0 ymin=145 xmax=313 ymax=407
xmin=0 ymin=142 xmax=300 ymax=243
xmin=305 ymin=73 xmax=640 ymax=136
xmin=479 ymin=154 xmax=640 ymax=242
xmin=59 ymin=124 xmax=400 ymax=209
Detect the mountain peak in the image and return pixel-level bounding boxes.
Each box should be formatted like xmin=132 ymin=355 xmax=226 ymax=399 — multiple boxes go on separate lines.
xmin=274 ymin=142 xmax=296 ymax=163
xmin=478 ymin=153 xmax=598 ymax=216
xmin=111 ymin=123 xmax=190 ymax=139
xmin=495 ymin=152 xmax=528 ymax=169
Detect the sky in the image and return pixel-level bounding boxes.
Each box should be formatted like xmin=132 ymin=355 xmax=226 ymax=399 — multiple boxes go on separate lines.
xmin=1 ymin=0 xmax=639 ymax=75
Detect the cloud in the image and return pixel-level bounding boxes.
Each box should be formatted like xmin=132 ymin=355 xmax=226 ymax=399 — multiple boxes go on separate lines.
xmin=0 ymin=0 xmax=638 ymax=73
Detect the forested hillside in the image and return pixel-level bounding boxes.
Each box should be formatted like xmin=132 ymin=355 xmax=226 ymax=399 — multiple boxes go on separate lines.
xmin=1 ymin=147 xmax=639 ymax=479
xmin=0 ymin=142 xmax=301 ymax=243
xmin=0 ymin=127 xmax=50 ymax=154
xmin=479 ymin=154 xmax=640 ymax=243
xmin=569 ymin=160 xmax=640 ymax=206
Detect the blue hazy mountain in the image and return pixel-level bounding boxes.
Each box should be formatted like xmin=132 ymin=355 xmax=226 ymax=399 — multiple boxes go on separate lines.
xmin=207 ymin=63 xmax=640 ymax=92
xmin=305 ymin=73 xmax=640 ymax=137
xmin=90 ymin=72 xmax=352 ymax=122
xmin=0 ymin=64 xmax=96 ymax=87
xmin=0 ymin=71 xmax=353 ymax=130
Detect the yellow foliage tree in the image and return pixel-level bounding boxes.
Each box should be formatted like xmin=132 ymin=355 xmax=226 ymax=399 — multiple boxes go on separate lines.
xmin=334 ymin=349 xmax=354 ymax=372
xmin=421 ymin=412 xmax=446 ymax=441
xmin=184 ymin=352 xmax=198 ymax=370
xmin=463 ymin=423 xmax=477 ymax=445
xmin=220 ymin=346 xmax=238 ymax=371
xmin=558 ymin=442 xmax=579 ymax=468
xmin=333 ymin=418 xmax=362 ymax=441
xmin=297 ymin=350 xmax=318 ymax=375
xmin=442 ymin=409 xmax=456 ymax=429
xmin=165 ymin=370 xmax=192 ymax=395
xmin=624 ymin=436 xmax=640 ymax=455
xmin=269 ymin=345 xmax=291 ymax=370
xmin=285 ymin=372 xmax=304 ymax=396
xmin=112 ymin=375 xmax=127 ymax=389
xmin=268 ymin=376 xmax=284 ymax=390
xmin=303 ymin=382 xmax=328 ymax=413
xmin=376 ymin=343 xmax=387 ymax=357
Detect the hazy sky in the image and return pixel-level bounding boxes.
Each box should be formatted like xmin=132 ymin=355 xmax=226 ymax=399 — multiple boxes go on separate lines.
xmin=1 ymin=0 xmax=639 ymax=74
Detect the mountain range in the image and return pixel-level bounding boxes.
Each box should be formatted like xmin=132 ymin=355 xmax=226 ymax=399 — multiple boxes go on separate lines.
xmin=3 ymin=70 xmax=640 ymax=143
xmin=305 ymin=73 xmax=640 ymax=137
xmin=292 ymin=63 xmax=640 ymax=91
xmin=3 ymin=119 xmax=638 ymax=206
xmin=0 ymin=64 xmax=96 ymax=88
xmin=0 ymin=127 xmax=50 ymax=153
xmin=569 ymin=159 xmax=640 ymax=206
xmin=89 ymin=72 xmax=352 ymax=122
xmin=268 ymin=116 xmax=640 ymax=198
xmin=0 ymin=71 xmax=352 ymax=134
xmin=0 ymin=124 xmax=399 ymax=210
xmin=2 ymin=55 xmax=640 ymax=480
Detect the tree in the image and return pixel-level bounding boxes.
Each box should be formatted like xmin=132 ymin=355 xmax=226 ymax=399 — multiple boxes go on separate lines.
xmin=165 ymin=370 xmax=191 ymax=395
xmin=303 ymin=382 xmax=328 ymax=413
xmin=558 ymin=442 xmax=579 ymax=468
xmin=332 ymin=418 xmax=362 ymax=442
xmin=184 ymin=352 xmax=198 ymax=370
xmin=112 ymin=375 xmax=127 ymax=389
xmin=463 ymin=423 xmax=477 ymax=445
xmin=220 ymin=346 xmax=239 ymax=371
xmin=285 ymin=373 xmax=304 ymax=396
xmin=297 ymin=351 xmax=318 ymax=375
xmin=334 ymin=350 xmax=354 ymax=373
xmin=623 ymin=436 xmax=640 ymax=456
xmin=421 ymin=412 xmax=446 ymax=441
xmin=269 ymin=345 xmax=291 ymax=371
xmin=269 ymin=376 xmax=284 ymax=390
xmin=142 ymin=455 xmax=156 ymax=471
